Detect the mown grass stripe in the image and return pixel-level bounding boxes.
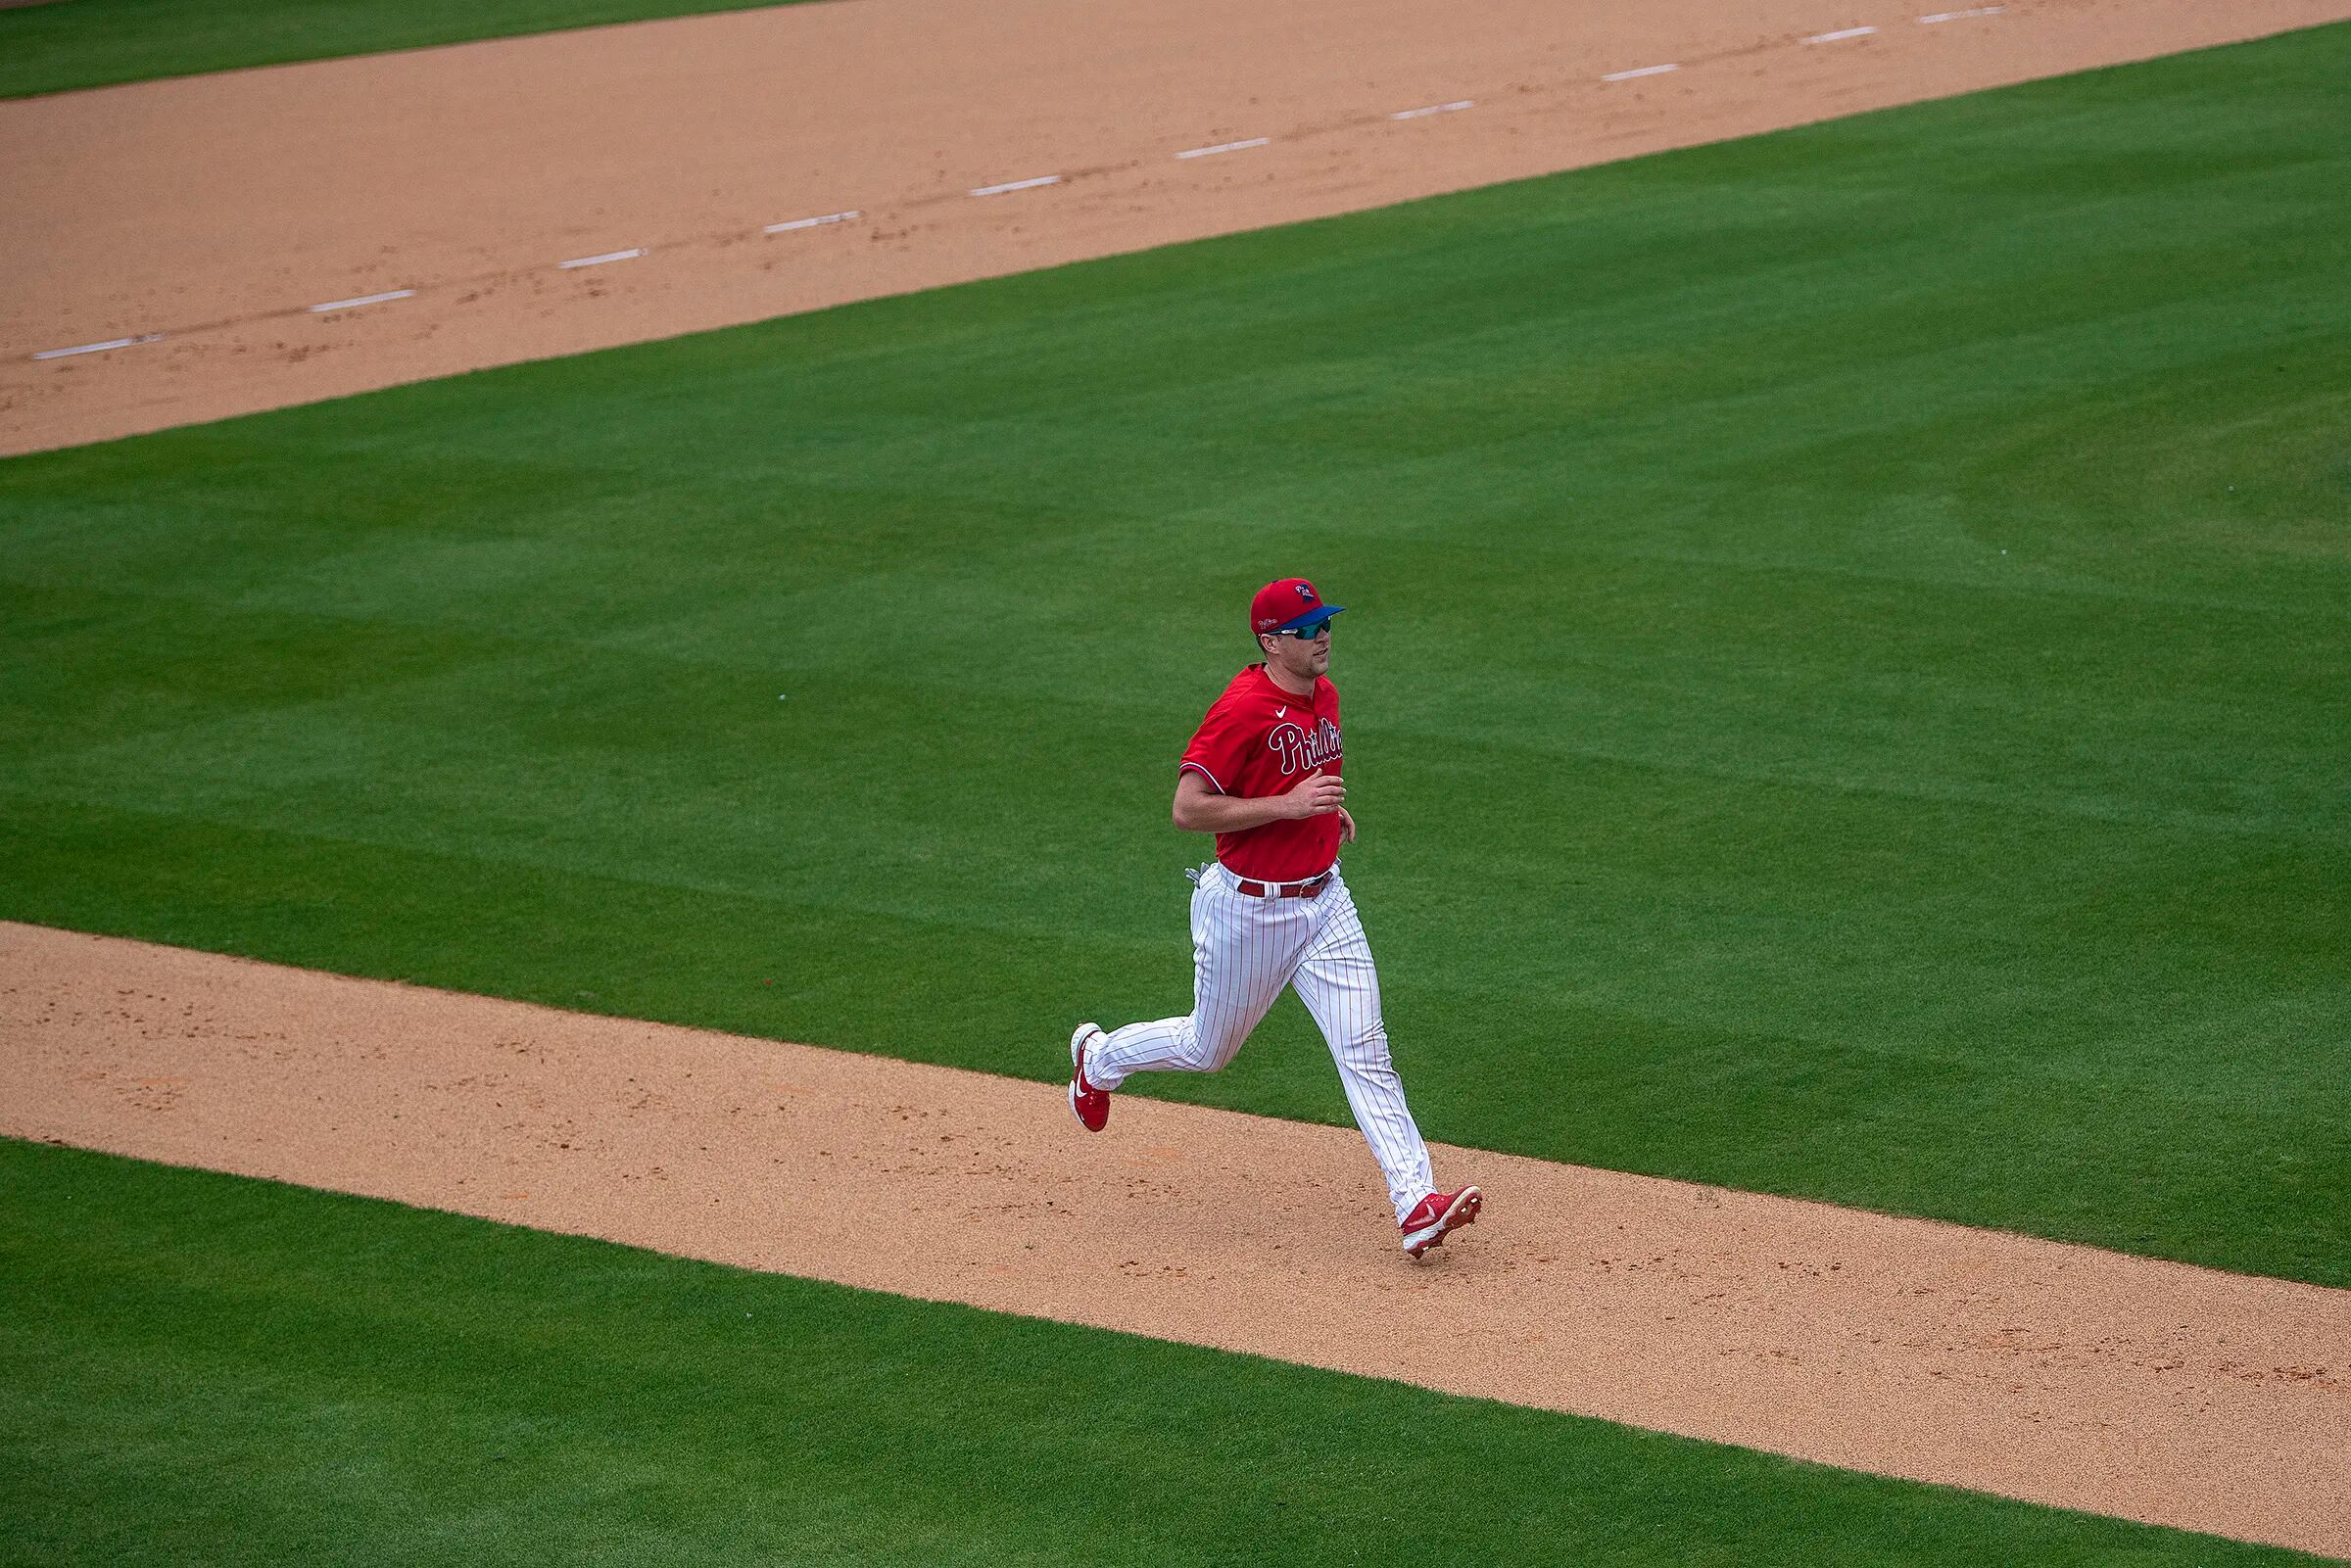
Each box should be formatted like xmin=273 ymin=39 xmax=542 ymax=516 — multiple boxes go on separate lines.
xmin=0 ymin=0 xmax=820 ymax=101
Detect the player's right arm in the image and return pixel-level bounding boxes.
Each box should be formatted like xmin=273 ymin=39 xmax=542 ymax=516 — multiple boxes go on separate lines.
xmin=1172 ymin=767 xmax=1343 ymax=832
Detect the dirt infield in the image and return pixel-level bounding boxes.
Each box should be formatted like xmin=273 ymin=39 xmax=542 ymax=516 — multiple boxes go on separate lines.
xmin=4 ymin=922 xmax=2345 ymax=1556
xmin=5 ymin=0 xmax=2348 ymax=454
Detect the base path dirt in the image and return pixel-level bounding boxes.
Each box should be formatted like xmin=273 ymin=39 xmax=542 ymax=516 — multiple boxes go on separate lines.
xmin=6 ymin=0 xmax=2349 ymax=453
xmin=3 ymin=923 xmax=2345 ymax=1556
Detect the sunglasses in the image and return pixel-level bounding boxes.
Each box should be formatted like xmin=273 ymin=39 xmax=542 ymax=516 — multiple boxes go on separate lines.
xmin=1271 ymin=621 xmax=1333 ymax=640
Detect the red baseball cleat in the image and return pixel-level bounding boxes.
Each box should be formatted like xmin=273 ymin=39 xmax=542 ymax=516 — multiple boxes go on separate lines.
xmin=1069 ymin=1022 xmax=1110 ymax=1132
xmin=1401 ymin=1186 xmax=1481 ymax=1259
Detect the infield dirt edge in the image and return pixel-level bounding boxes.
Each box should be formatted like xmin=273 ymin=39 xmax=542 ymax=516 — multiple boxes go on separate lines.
xmin=5 ymin=920 xmax=2345 ymax=1557
xmin=6 ymin=0 xmax=2348 ymax=453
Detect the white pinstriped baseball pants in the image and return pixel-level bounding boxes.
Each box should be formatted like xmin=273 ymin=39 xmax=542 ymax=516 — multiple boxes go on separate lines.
xmin=1085 ymin=862 xmax=1436 ymax=1224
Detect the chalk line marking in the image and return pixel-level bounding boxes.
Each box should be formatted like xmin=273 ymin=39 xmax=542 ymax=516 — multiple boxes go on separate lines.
xmin=1805 ymin=25 xmax=1879 ymax=41
xmin=1602 ymin=63 xmax=1681 ymax=81
xmin=1919 ymin=4 xmax=2003 ymax=19
xmin=1177 ymin=137 xmax=1271 ymax=159
xmin=557 ymin=249 xmax=644 ymax=269
xmin=308 ymin=289 xmax=415 ymax=313
xmin=32 ymin=334 xmax=163 ymax=361
xmin=1390 ymin=99 xmax=1474 ymax=119
xmin=766 ymin=211 xmax=861 ymax=233
xmin=970 ymin=175 xmax=1062 ymax=197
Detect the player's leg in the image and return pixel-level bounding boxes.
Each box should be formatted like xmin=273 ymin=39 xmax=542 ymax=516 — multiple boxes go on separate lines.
xmin=1085 ymin=869 xmax=1308 ymax=1089
xmin=1289 ymin=875 xmax=1436 ymax=1224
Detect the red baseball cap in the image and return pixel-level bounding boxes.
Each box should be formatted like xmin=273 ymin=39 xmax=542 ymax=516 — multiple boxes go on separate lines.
xmin=1251 ymin=577 xmax=1346 ymax=636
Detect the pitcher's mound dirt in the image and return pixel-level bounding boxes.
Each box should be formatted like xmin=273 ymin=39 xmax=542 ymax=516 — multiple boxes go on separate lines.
xmin=3 ymin=921 xmax=2344 ymax=1556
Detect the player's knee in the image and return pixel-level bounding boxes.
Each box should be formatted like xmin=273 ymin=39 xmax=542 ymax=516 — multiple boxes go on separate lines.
xmin=1190 ymin=1021 xmax=1250 ymax=1071
xmin=1166 ymin=1025 xmax=1214 ymax=1071
xmin=1344 ymin=1022 xmax=1395 ymax=1071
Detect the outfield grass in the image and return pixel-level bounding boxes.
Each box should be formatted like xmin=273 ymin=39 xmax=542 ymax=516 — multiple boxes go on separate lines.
xmin=0 ymin=0 xmax=804 ymax=101
xmin=4 ymin=27 xmax=2349 ymax=1285
xmin=1 ymin=1138 xmax=2327 ymax=1567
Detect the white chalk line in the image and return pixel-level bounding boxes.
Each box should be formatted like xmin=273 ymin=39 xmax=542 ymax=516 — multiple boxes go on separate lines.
xmin=308 ymin=289 xmax=415 ymax=313
xmin=24 ymin=18 xmax=2032 ymax=361
xmin=1177 ymin=137 xmax=1271 ymax=160
xmin=765 ymin=211 xmax=862 ymax=233
xmin=31 ymin=333 xmax=163 ymax=361
xmin=970 ymin=175 xmax=1062 ymax=197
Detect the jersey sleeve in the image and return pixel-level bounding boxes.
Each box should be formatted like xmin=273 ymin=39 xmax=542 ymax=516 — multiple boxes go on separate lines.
xmin=1179 ymin=693 xmax=1255 ymax=794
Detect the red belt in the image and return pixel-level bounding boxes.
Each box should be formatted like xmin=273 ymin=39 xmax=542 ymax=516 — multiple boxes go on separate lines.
xmin=1233 ymin=871 xmax=1333 ymax=900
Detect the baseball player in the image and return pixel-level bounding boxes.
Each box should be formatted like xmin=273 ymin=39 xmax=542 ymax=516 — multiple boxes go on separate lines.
xmin=1068 ymin=578 xmax=1481 ymax=1259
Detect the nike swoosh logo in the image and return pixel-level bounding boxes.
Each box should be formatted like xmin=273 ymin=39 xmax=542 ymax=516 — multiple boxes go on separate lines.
xmin=1275 ymin=707 xmax=1287 ymax=718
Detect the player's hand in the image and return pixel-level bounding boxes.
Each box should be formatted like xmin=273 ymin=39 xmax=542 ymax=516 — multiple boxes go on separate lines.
xmin=1281 ymin=768 xmax=1347 ymax=819
xmin=1337 ymin=806 xmax=1357 ymax=843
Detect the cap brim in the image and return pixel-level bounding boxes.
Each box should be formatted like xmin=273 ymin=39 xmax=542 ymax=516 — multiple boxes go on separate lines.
xmin=1276 ymin=604 xmax=1345 ymax=633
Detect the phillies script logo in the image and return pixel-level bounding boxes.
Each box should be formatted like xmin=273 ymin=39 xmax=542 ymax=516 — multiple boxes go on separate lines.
xmin=1267 ymin=716 xmax=1343 ymax=776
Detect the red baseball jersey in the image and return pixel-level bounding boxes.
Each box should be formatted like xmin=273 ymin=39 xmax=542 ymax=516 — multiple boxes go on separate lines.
xmin=1178 ymin=664 xmax=1344 ymax=881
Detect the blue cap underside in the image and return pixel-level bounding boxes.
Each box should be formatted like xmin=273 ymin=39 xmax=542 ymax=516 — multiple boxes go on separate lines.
xmin=1277 ymin=604 xmax=1346 ymax=632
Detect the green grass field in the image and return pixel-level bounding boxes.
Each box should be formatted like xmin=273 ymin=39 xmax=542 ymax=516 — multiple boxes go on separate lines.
xmin=5 ymin=26 xmax=2347 ymax=1288
xmin=0 ymin=0 xmax=803 ymax=100
xmin=2 ymin=1139 xmax=2326 ymax=1567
